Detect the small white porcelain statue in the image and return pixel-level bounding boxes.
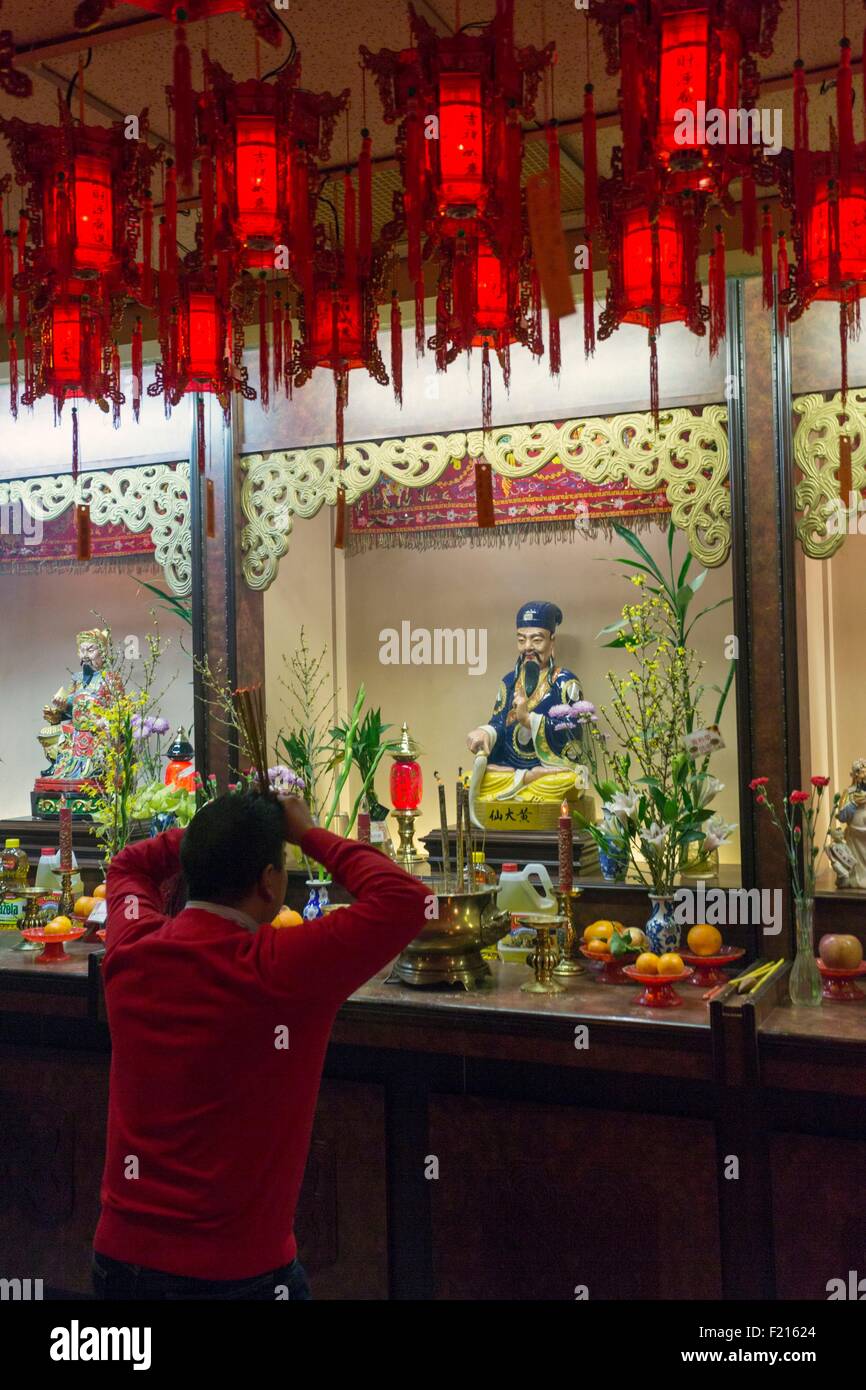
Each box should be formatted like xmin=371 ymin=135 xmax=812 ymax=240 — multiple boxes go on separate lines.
xmin=828 ymin=759 xmax=866 ymax=889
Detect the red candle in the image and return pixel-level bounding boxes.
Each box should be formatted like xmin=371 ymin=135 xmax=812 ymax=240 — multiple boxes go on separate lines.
xmin=558 ymin=800 xmax=573 ymax=893
xmin=59 ymin=796 xmax=73 ymax=874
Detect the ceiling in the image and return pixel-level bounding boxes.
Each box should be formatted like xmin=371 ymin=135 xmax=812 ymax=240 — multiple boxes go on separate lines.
xmin=0 ymin=1 xmax=859 ymax=241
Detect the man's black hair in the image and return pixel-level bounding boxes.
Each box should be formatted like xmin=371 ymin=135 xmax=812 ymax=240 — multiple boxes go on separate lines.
xmin=180 ymin=792 xmax=285 ymax=904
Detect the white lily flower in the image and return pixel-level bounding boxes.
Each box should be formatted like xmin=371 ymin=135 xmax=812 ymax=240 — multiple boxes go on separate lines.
xmin=605 ymin=790 xmax=639 ymax=825
xmin=702 ymin=816 xmax=736 ymax=853
xmin=641 ymin=821 xmax=669 ymax=850
xmin=696 ymin=776 xmax=724 ymax=808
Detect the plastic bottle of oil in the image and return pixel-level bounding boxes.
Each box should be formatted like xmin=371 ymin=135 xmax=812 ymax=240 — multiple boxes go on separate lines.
xmin=0 ymin=839 xmax=29 ymax=928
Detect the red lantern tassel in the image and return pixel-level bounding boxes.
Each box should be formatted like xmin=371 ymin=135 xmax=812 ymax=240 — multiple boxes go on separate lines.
xmin=172 ymin=23 xmax=195 ymax=193
xmin=16 ymin=213 xmax=28 ymax=329
xmin=334 ymin=485 xmax=346 ymax=550
xmin=840 ymin=300 xmax=851 ymax=407
xmin=776 ymin=233 xmax=789 ymax=336
xmin=481 ymin=340 xmax=493 ymax=433
xmin=4 ymin=231 xmax=15 ymax=331
xmin=741 ymin=172 xmax=757 ymax=257
xmin=583 ymin=85 xmax=599 ymax=233
xmin=200 ymin=152 xmax=215 ymax=265
xmin=358 ymin=130 xmax=372 ymax=267
xmin=283 ymin=301 xmax=293 ymax=399
xmin=76 ymin=505 xmax=92 ymax=562
xmin=141 ymin=191 xmax=153 ymax=307
xmin=272 ymin=292 xmax=283 ymax=396
xmin=649 ymin=331 xmax=659 ymax=429
xmin=391 ymin=291 xmax=403 ymax=407
xmin=206 ymin=478 xmax=216 ymax=539
xmin=291 ymin=154 xmax=314 ymax=310
xmin=793 ymin=60 xmax=810 ymax=223
xmin=111 ymin=342 xmax=122 ymax=428
xmin=475 ymin=460 xmax=495 ymax=529
xmin=549 ymin=313 xmax=561 ymax=379
xmin=343 ymin=171 xmax=357 ymax=290
xmin=197 ymin=393 xmax=206 ymax=474
xmin=837 ymin=38 xmax=854 ymax=189
xmin=8 ymin=333 xmax=18 ymax=420
xmin=71 ymin=405 xmax=79 ymax=481
xmin=22 ymin=326 xmax=34 ymax=404
xmin=650 ymin=217 xmax=662 ymax=333
xmin=709 ymin=225 xmax=726 ymax=358
xmin=583 ymin=238 xmax=595 ymax=358
xmin=258 ymin=275 xmax=270 ymax=411
xmin=0 ymin=223 xmax=5 ymax=312
xmin=55 ymin=173 xmax=72 ymax=282
xmin=761 ymin=207 xmax=774 ymax=310
xmin=405 ymin=108 xmax=425 ymax=354
xmin=132 ymin=316 xmax=143 ymax=422
xmin=620 ymin=5 xmax=642 ymax=179
xmin=839 ymin=431 xmax=853 ymax=508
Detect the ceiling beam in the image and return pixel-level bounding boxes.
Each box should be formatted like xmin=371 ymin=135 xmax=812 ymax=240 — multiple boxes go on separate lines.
xmin=30 ymin=63 xmax=171 ymax=151
xmin=15 ymin=18 xmax=168 ymax=67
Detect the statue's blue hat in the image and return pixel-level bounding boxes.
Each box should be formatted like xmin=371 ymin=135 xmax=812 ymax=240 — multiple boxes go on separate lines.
xmin=516 ymin=601 xmax=562 ymax=633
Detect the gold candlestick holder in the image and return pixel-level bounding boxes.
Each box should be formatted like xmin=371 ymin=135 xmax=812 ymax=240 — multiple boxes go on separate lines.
xmin=553 ymin=887 xmax=585 ymax=978
xmin=57 ymin=870 xmax=76 ymax=920
xmin=517 ymin=913 xmax=566 ymax=995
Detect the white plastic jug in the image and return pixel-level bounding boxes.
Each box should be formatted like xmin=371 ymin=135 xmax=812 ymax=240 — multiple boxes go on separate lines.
xmin=496 ymin=862 xmax=558 ymax=917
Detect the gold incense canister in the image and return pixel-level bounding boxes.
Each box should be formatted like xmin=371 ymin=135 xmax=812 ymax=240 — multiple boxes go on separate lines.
xmin=388 ymin=884 xmax=508 ymax=990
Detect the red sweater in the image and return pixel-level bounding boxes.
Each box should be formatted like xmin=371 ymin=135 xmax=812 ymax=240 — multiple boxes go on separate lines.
xmin=94 ymin=826 xmax=429 ymax=1279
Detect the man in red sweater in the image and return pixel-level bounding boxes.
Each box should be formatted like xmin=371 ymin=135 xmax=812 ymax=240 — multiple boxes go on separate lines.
xmin=92 ymin=790 xmax=429 ymax=1300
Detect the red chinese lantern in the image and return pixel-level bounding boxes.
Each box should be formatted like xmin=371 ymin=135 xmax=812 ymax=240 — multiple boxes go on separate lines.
xmin=592 ymin=1 xmax=780 ymax=208
xmin=155 ymin=267 xmax=255 ymax=419
xmin=599 ymin=171 xmax=708 ymax=420
xmin=362 ymin=0 xmax=553 ymax=350
xmin=0 ymin=3 xmax=33 ymax=100
xmin=73 ymin=1 xmax=283 ymax=188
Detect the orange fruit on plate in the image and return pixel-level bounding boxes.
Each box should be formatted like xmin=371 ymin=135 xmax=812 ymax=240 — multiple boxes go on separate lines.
xmin=585 ymin=938 xmax=609 ymax=956
xmin=43 ymin=917 xmax=71 ymax=935
xmin=583 ymin=920 xmax=615 ymax=943
xmin=92 ymin=884 xmax=107 ymax=899
xmin=658 ymin=952 xmax=685 ymax=976
xmin=687 ymin=924 xmax=723 ymax=956
xmin=74 ymin=896 xmax=96 ymax=920
xmin=271 ymin=907 xmax=303 ymax=929
xmin=634 ymin=951 xmax=660 ymax=975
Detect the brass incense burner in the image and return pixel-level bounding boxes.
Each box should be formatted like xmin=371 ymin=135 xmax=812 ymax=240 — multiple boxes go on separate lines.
xmin=388 ymin=883 xmax=508 ymax=990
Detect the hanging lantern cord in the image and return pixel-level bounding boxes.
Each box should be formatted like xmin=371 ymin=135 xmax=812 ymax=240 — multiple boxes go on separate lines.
xmin=317 ymin=196 xmax=341 ymax=247
xmin=65 ymin=48 xmax=93 ymax=110
xmin=260 ymin=8 xmax=298 ymax=81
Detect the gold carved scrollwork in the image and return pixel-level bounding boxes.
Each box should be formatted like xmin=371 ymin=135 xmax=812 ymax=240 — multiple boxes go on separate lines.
xmin=793 ymin=390 xmax=866 ymax=559
xmin=240 ymin=407 xmax=730 ymax=591
xmin=0 ymin=463 xmax=191 ymax=595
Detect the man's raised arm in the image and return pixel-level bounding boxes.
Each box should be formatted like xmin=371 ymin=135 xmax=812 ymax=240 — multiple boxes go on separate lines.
xmin=105 ymin=828 xmax=185 ymax=953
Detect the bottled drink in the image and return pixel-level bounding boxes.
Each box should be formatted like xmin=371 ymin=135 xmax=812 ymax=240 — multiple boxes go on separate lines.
xmin=0 ymin=839 xmax=29 ymax=928
xmin=472 ymin=850 xmax=496 ymax=887
xmin=34 ymin=846 xmax=83 ymax=907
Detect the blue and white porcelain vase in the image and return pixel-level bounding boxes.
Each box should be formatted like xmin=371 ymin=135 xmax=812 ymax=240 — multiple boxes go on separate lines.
xmin=303 ymin=879 xmax=331 ymax=921
xmin=645 ymin=894 xmax=680 ymax=954
xmin=598 ymin=842 xmax=629 ymax=883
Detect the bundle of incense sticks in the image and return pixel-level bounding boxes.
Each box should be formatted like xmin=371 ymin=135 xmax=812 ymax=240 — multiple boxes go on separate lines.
xmin=232 ymin=684 xmax=270 ymax=793
xmin=455 ymin=774 xmax=465 ymax=889
xmin=434 ymin=772 xmax=450 ymax=890
xmin=463 ymin=774 xmax=474 ymax=884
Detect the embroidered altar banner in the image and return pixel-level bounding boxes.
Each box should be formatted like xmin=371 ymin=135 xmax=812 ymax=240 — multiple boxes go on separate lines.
xmin=350 ymin=453 xmax=671 ymax=549
xmin=0 ymin=506 xmax=154 ymax=565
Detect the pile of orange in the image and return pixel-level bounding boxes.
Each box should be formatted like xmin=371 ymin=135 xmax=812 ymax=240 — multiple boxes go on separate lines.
xmin=634 ymin=951 xmax=685 ymax=976
xmin=582 ymin=920 xmax=622 ymax=957
xmin=686 ymin=924 xmax=723 ymax=956
xmin=271 ymin=907 xmax=304 ymax=929
xmin=43 ymin=915 xmax=72 ymax=936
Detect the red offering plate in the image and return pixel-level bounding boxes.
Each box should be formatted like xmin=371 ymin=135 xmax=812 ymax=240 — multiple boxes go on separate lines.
xmin=579 ymin=944 xmax=638 ymax=984
xmin=20 ymin=925 xmax=87 ymax=964
xmin=678 ymin=944 xmax=745 ymax=988
xmin=622 ymin=963 xmax=694 ymax=1008
xmin=816 ymin=958 xmax=866 ymax=1002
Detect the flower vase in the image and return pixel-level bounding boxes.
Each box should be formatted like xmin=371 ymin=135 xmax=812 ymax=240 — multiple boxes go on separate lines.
xmin=789 ymin=897 xmax=822 ymax=1006
xmin=645 ymin=894 xmax=680 ymax=954
xmin=303 ymin=879 xmax=331 ymax=921
xmin=598 ymin=842 xmax=629 ymax=883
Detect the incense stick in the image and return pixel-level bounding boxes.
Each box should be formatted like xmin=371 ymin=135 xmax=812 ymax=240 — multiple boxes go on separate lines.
xmin=434 ymin=772 xmax=450 ymax=891
xmin=232 ymin=684 xmax=270 ymax=792
xmin=455 ymin=774 xmax=464 ymax=889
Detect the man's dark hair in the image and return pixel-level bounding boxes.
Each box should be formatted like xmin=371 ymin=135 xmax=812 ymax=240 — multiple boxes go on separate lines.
xmin=180 ymin=792 xmax=285 ymax=904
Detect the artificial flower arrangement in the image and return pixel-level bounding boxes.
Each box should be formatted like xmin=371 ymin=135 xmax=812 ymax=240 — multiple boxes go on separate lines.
xmin=748 ymin=775 xmax=838 ymax=1005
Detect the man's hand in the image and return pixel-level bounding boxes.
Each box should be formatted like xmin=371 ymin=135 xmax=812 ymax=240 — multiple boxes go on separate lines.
xmin=280 ymin=794 xmax=314 ymax=845
xmin=511 ymin=694 xmax=530 ymax=728
xmin=466 ymin=728 xmax=492 ymax=755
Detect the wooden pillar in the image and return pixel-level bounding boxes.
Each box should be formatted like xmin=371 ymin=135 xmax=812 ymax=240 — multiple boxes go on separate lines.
xmin=190 ymin=396 xmax=265 ymax=787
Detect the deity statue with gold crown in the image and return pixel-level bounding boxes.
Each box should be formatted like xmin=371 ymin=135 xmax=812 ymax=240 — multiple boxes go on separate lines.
xmin=465 ymin=601 xmax=594 ymax=832
xmin=33 ymin=629 xmax=123 ymax=816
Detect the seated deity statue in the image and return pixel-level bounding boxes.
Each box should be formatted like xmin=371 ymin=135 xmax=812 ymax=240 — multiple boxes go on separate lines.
xmin=37 ymin=629 xmax=122 ymax=787
xmin=828 ymin=759 xmax=866 ymax=890
xmin=465 ymin=601 xmax=593 ymax=831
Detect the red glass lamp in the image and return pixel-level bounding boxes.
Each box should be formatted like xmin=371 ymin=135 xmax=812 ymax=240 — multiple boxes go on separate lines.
xmin=389 ymin=723 xmax=426 ymax=872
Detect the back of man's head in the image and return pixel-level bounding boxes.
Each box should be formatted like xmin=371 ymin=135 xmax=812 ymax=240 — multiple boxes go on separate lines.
xmin=180 ymin=792 xmax=284 ymax=905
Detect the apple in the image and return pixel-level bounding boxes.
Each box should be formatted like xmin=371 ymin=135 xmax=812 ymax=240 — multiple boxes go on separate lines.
xmin=818 ymin=934 xmax=864 ymax=970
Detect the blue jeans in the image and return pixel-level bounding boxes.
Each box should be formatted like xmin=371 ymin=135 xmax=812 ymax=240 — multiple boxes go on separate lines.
xmin=92 ymin=1250 xmax=312 ymax=1301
